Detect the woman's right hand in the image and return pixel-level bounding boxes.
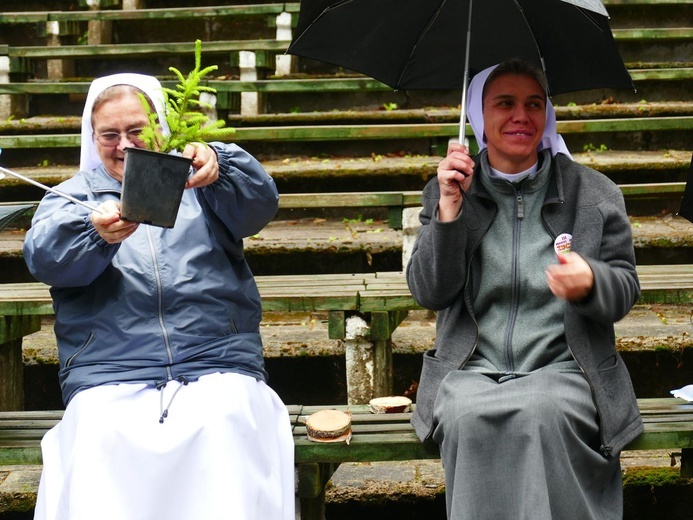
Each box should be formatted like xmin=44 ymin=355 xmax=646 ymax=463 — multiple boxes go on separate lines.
xmin=91 ymin=200 xmax=139 ymax=244
xmin=437 ymin=141 xmax=475 ymax=222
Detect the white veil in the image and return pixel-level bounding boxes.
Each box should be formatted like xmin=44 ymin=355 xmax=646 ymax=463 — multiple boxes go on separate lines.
xmin=79 ymin=73 xmax=170 ymax=172
xmin=466 ymin=64 xmax=572 ymax=159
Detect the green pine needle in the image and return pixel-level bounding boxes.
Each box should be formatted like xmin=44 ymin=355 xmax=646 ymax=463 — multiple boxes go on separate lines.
xmin=138 ymin=39 xmax=235 ymax=154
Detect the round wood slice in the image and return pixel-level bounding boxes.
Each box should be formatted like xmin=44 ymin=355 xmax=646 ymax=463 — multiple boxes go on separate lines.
xmin=369 ymin=396 xmax=412 ymax=414
xmin=306 ymin=409 xmax=352 ymax=443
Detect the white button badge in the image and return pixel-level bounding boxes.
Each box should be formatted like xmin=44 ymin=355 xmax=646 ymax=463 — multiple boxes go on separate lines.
xmin=554 ymin=233 xmax=573 ymax=256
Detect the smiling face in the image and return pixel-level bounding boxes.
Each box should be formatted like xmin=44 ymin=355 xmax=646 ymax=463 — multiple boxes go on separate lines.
xmin=91 ymin=89 xmax=150 ymax=182
xmin=482 ymin=73 xmax=547 ymax=174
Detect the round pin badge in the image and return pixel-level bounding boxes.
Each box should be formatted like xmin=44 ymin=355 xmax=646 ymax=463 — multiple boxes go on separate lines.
xmin=554 ymin=233 xmax=572 ymax=256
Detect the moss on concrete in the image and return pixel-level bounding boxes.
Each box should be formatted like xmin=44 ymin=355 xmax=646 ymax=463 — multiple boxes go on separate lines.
xmin=623 ymin=466 xmax=687 ymax=487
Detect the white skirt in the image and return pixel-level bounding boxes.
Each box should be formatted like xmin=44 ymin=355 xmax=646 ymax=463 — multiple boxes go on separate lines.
xmin=34 ymin=372 xmax=295 ymax=520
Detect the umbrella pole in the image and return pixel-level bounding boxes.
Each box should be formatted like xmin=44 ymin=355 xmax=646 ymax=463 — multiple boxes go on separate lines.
xmin=0 ymin=165 xmax=104 ymax=214
xmin=458 ymin=0 xmax=474 ymax=147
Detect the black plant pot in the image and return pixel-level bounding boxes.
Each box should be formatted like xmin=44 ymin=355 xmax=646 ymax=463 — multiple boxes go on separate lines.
xmin=120 ymin=147 xmax=192 ymax=228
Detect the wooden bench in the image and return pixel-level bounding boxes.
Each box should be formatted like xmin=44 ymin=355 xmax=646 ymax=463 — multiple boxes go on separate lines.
xmin=0 ymin=272 xmax=416 ymax=410
xmin=2 ymin=265 xmax=693 ymax=410
xmin=0 ymin=190 xmax=422 ymax=229
xmin=1 ymin=398 xmax=692 ymax=519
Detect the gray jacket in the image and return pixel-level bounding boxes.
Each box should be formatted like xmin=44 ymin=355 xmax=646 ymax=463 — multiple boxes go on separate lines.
xmin=406 ymin=152 xmax=643 ymax=456
xmin=24 ymin=143 xmax=279 ymax=405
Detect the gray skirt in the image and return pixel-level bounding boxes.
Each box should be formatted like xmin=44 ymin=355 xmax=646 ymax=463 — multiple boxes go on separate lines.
xmin=432 ymin=370 xmax=622 ymax=520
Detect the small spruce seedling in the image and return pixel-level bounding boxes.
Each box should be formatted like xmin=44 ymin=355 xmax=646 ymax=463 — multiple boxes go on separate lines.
xmin=138 ymin=39 xmax=235 ymax=154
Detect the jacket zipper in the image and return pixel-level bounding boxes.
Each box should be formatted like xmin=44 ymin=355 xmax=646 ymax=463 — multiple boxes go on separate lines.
xmin=146 ymin=227 xmax=174 ymax=381
xmin=65 ymin=331 xmax=95 ymax=367
xmin=502 ymin=182 xmax=525 ymax=377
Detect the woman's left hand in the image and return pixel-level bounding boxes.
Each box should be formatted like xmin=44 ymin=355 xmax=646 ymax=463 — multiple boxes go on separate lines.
xmin=183 ymin=143 xmax=219 ymax=189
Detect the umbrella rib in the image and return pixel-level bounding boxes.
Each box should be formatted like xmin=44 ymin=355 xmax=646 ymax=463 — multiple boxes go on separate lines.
xmin=287 ymin=0 xmax=354 ymax=50
xmin=511 ymin=0 xmax=550 ymax=93
xmin=512 ymin=0 xmax=610 ymax=95
xmin=572 ymin=5 xmax=608 ymax=32
xmin=395 ymin=0 xmax=446 ymax=88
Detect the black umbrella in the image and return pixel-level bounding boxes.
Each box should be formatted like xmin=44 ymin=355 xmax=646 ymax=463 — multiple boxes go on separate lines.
xmin=0 ymin=203 xmax=35 ymax=232
xmin=287 ymin=0 xmax=634 ymax=142
xmin=676 ymin=153 xmax=693 ymax=224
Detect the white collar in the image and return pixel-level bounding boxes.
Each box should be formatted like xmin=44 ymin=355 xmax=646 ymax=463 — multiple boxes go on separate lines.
xmin=489 ymin=161 xmax=539 ymax=182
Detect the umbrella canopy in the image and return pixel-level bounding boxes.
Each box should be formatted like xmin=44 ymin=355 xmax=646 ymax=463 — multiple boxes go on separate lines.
xmin=0 ymin=203 xmax=35 ymax=232
xmin=677 ymin=153 xmax=693 ymax=224
xmin=288 ymin=0 xmax=633 ymax=96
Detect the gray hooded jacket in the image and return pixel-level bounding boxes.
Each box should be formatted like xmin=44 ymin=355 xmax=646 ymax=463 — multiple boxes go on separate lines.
xmin=406 ymin=152 xmax=643 ymax=456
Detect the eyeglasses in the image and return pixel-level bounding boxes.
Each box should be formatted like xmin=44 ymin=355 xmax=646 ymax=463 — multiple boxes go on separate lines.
xmin=93 ymin=128 xmax=145 ymax=147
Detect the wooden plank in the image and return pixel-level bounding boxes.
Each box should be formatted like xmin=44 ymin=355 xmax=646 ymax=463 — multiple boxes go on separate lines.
xmin=629 ymin=68 xmax=693 ymax=81
xmin=3 ymin=399 xmax=693 ymax=466
xmin=294 ymin=432 xmax=441 ymax=464
xmin=0 ymin=13 xmax=47 ymax=23
xmin=0 ymin=283 xmax=362 ymax=314
xmin=558 ymin=116 xmax=693 ymax=134
xmin=0 ymin=445 xmax=42 ymax=465
xmin=6 ymin=40 xmax=288 ymax=59
xmin=638 ymin=397 xmax=693 ymax=412
xmin=0 ymin=68 xmax=691 ymax=98
xmin=1 ymin=265 xmax=693 ymax=315
xmin=0 ymin=315 xmax=41 ymax=346
xmin=1 ymin=116 xmax=691 ymax=150
xmin=47 ymin=4 xmax=294 ymax=22
xmin=0 ymin=4 xmax=302 ymax=24
xmin=619 ymin=182 xmax=685 ymax=197
xmin=0 ymin=78 xmax=391 ymax=96
xmin=279 ymin=192 xmax=406 ymax=209
xmin=612 ymin=28 xmax=693 ymax=40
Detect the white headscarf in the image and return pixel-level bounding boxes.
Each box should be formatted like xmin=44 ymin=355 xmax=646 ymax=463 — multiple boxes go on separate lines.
xmin=466 ymin=64 xmax=572 ymax=159
xmin=79 ymin=73 xmax=170 ymax=172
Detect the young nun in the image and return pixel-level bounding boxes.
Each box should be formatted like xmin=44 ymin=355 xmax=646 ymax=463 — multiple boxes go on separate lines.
xmin=407 ymin=59 xmax=642 ymax=519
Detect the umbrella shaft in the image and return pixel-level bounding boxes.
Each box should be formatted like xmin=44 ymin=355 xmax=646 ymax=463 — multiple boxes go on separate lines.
xmin=0 ymin=165 xmax=104 ymax=214
xmin=459 ymin=0 xmax=475 ymax=145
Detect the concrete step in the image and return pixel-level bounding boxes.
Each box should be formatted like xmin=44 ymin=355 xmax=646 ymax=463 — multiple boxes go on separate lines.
xmin=0 ymin=450 xmax=688 ymax=519
xmin=323 ymin=453 xmax=693 ymax=520
xmin=2 ymin=214 xmax=693 ymax=283
xmin=0 ymin=102 xmax=691 ymax=166
xmin=0 ymin=149 xmax=690 ymax=205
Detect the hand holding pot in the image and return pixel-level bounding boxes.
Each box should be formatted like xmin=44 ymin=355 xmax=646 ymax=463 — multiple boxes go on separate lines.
xmin=91 ymin=200 xmax=139 ymax=244
xmin=184 ymin=143 xmax=219 ymax=189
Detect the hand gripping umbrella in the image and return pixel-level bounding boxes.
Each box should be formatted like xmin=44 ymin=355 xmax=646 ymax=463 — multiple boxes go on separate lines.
xmin=287 ymin=0 xmax=634 ymax=144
